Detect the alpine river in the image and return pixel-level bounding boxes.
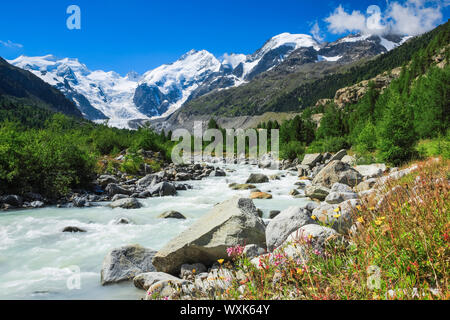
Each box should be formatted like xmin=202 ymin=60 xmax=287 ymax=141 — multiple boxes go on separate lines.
xmin=0 ymin=162 xmax=310 ymax=300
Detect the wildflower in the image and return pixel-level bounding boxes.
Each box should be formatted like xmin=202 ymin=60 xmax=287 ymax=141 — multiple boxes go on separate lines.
xmin=334 ymin=207 xmax=341 ymax=213
xmin=356 ymin=205 xmax=362 ymax=211
xmin=369 ymin=207 xmax=375 ymax=211
xmin=296 ymin=268 xmax=303 ymax=275
xmin=375 ymin=219 xmax=383 ymax=226
xmin=357 ymin=217 xmax=364 ymax=223
xmin=192 ymin=269 xmax=196 ymax=274
xmin=308 ymin=234 xmax=313 ymax=240
xmin=218 ymin=259 xmax=225 ymax=265
xmin=334 ymin=214 xmax=341 ymax=219
xmin=311 ymin=215 xmax=317 ymax=220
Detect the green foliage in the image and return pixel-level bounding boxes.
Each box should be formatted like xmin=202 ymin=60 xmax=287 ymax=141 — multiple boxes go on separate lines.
xmin=316 ymin=104 xmax=346 ymax=139
xmin=307 ymin=136 xmax=349 ymax=153
xmin=0 ymin=108 xmax=174 ymax=197
xmin=181 ymin=21 xmax=449 ymax=117
xmin=0 ymin=119 xmax=96 ymax=198
xmin=356 ymin=121 xmax=377 ymax=154
xmin=416 ymin=131 xmax=450 ymax=159
xmin=280 ymin=141 xmax=305 ymax=161
xmin=120 ymin=153 xmax=144 ymax=175
xmin=377 ymin=91 xmax=418 ymax=166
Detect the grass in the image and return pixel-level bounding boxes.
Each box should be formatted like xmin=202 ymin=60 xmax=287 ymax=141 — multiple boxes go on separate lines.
xmin=416 ymin=134 xmax=450 ymax=160
xmin=213 ymin=158 xmax=450 ymax=300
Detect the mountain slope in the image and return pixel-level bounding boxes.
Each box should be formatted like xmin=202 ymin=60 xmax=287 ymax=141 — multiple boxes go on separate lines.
xmin=8 ymin=55 xmax=146 ymax=121
xmin=0 ymin=57 xmax=83 ymax=119
xmin=176 ymin=27 xmax=441 ymax=118
xmin=7 ymin=31 xmax=410 ymax=125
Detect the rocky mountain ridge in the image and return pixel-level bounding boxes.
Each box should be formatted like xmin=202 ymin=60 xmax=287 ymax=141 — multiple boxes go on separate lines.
xmin=7 ymin=33 xmax=407 ymax=126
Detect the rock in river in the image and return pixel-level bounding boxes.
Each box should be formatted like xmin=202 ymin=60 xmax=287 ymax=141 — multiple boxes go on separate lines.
xmin=158 ymin=211 xmax=186 ymax=219
xmin=108 ymin=198 xmax=142 ymax=209
xmin=152 ymin=197 xmax=266 ymax=275
xmin=101 ymin=244 xmax=157 ymax=285
xmin=246 ymin=173 xmax=269 ymax=184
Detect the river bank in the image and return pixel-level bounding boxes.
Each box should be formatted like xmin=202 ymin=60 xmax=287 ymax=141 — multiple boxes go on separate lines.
xmin=0 ymin=159 xmax=305 ymax=299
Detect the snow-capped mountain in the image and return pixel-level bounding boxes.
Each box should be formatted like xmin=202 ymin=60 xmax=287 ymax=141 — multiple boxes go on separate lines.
xmin=8 ymin=55 xmax=146 ymax=121
xmin=8 ymin=32 xmax=410 ymax=126
xmin=134 ymin=49 xmax=222 ymax=117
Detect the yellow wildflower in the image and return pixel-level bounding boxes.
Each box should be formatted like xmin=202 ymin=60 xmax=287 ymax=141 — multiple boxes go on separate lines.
xmin=356 ymin=205 xmax=362 ymax=211
xmin=357 ymin=217 xmax=364 ymax=223
xmin=217 ymin=259 xmax=225 ymax=265
xmin=311 ymin=215 xmax=317 ymax=220
xmin=296 ymin=268 xmax=303 ymax=275
xmin=192 ymin=269 xmax=196 ymax=274
xmin=334 ymin=214 xmax=341 ymax=219
xmin=334 ymin=207 xmax=341 ymax=213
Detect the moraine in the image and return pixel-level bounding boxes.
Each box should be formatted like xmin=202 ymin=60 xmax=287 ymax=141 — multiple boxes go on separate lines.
xmin=0 ymin=162 xmax=309 ymax=300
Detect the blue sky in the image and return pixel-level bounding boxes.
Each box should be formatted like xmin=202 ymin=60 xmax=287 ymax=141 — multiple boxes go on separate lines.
xmin=0 ymin=0 xmax=448 ymax=75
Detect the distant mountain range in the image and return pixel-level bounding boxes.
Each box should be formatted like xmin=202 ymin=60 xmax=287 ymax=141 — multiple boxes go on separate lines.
xmin=0 ymin=57 xmax=82 ymax=119
xmin=7 ymin=32 xmax=410 ymax=127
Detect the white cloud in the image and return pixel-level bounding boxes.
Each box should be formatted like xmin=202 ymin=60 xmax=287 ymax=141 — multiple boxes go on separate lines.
xmin=325 ymin=5 xmax=367 ymax=34
xmin=310 ymin=21 xmax=325 ymax=42
xmin=325 ymin=1 xmax=446 ymax=36
xmin=0 ymin=40 xmax=23 ymax=49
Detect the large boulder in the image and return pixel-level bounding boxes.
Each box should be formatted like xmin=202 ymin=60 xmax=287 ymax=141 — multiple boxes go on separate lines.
xmin=265 ymin=206 xmax=316 ymax=251
xmin=301 ymin=153 xmax=322 ymax=168
xmin=1 ymin=195 xmax=23 ymax=207
xmin=133 ymin=272 xmax=181 ymax=291
xmin=146 ymin=279 xmax=195 ymax=300
xmin=101 ymin=245 xmax=157 ymax=285
xmin=312 ymin=160 xmax=363 ymax=188
xmin=97 ymin=175 xmax=118 ymax=188
xmin=284 ymin=224 xmax=341 ymax=250
xmin=355 ymin=178 xmax=378 ymax=192
xmin=305 ymin=185 xmax=330 ymax=201
xmin=329 ymin=149 xmax=347 ymax=162
xmin=325 ymin=192 xmax=358 ymax=204
xmin=148 ymin=182 xmax=177 ymax=197
xmin=330 ymin=182 xmax=354 ymax=193
xmin=137 ymin=174 xmax=159 ymax=188
xmin=105 ymin=183 xmax=132 ymax=196
xmin=312 ymin=199 xmax=360 ymax=234
xmin=355 ymin=164 xmax=387 ymax=179
xmin=246 ymin=173 xmax=269 ymax=184
xmin=341 ymin=155 xmax=356 ymax=166
xmin=108 ymin=198 xmax=142 ymax=209
xmin=152 ymin=197 xmax=266 ymax=275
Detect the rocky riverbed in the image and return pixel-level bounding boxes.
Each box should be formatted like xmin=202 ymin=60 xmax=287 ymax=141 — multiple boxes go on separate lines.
xmin=0 ymin=149 xmax=420 ymax=299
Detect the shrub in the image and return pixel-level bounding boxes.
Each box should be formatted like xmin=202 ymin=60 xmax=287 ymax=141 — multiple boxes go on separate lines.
xmin=280 ymin=141 xmax=305 ymax=160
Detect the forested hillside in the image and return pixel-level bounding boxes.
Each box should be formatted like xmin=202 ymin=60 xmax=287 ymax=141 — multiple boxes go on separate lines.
xmin=181 ymin=21 xmax=449 ymax=117
xmin=269 ymin=21 xmax=449 ymax=165
xmin=0 ymin=58 xmax=83 ymax=118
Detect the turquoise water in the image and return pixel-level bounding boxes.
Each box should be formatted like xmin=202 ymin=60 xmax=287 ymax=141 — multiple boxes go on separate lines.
xmin=0 ymin=163 xmax=309 ymax=299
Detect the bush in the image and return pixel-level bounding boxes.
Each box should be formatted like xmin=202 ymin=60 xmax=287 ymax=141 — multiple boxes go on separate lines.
xmin=0 ymin=120 xmax=96 ymax=198
xmin=280 ymin=141 xmax=305 ymax=160
xmin=307 ymin=136 xmax=349 ymax=153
